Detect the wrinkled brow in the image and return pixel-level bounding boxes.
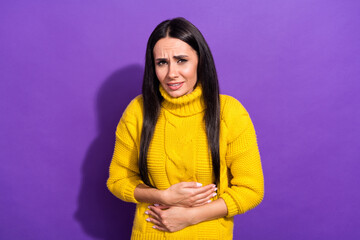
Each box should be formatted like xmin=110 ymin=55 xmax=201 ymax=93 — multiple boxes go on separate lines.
xmin=155 ymin=55 xmax=189 ymax=61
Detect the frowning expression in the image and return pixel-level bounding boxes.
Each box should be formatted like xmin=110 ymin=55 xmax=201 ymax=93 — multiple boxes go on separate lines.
xmin=153 ymin=37 xmax=198 ymax=98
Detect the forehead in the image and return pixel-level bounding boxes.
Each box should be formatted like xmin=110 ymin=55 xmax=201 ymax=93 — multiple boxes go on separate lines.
xmin=153 ymin=37 xmax=196 ymax=56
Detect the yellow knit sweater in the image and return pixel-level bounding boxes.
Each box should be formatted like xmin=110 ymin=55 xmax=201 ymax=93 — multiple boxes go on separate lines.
xmin=107 ymin=83 xmax=264 ymax=240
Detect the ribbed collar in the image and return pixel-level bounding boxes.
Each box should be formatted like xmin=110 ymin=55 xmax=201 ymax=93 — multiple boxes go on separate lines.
xmin=159 ymin=83 xmax=206 ymax=116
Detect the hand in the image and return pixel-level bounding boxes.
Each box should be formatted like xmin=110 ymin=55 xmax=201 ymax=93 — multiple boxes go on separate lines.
xmin=161 ymin=182 xmax=217 ymax=207
xmin=145 ymin=205 xmax=195 ymax=232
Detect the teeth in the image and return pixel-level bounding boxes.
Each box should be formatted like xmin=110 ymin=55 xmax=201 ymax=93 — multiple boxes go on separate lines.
xmin=169 ymin=83 xmax=181 ymax=86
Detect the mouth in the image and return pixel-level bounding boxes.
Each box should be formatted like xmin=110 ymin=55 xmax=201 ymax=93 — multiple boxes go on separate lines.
xmin=167 ymin=82 xmax=184 ymax=91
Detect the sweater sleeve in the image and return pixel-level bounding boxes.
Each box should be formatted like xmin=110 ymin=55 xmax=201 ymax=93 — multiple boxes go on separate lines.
xmin=106 ymin=97 xmax=144 ymax=204
xmin=219 ymin=96 xmax=264 ymax=217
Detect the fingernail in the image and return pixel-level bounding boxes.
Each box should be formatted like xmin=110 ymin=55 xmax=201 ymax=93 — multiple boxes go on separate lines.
xmin=207 ymin=200 xmax=212 ymax=203
xmin=154 ymin=203 xmax=159 ymax=207
xmin=214 ymin=188 xmax=217 ymax=191
xmin=152 ymin=226 xmax=156 ymax=229
xmin=146 ymin=218 xmax=150 ymax=222
xmin=145 ymin=211 xmax=149 ymax=215
xmin=196 ymin=182 xmax=202 ymax=187
xmin=212 ymin=193 xmax=217 ymax=197
xmin=148 ymin=206 xmax=151 ymax=209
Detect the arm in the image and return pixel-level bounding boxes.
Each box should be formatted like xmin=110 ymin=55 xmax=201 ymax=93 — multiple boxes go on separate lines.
xmin=135 ymin=182 xmax=217 ymax=207
xmin=219 ymin=98 xmax=264 ymax=217
xmin=134 ymin=184 xmax=163 ymax=204
xmin=189 ymin=198 xmax=228 ymax=224
xmin=107 ymin=117 xmax=144 ymax=203
xmin=146 ymin=198 xmax=227 ymax=232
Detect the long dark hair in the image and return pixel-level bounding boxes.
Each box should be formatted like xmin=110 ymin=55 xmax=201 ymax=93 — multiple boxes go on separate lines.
xmin=139 ymin=17 xmax=220 ymax=187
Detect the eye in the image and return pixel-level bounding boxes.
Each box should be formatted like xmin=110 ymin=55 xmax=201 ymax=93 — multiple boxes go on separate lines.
xmin=177 ymin=59 xmax=187 ymax=64
xmin=156 ymin=60 xmax=168 ymax=66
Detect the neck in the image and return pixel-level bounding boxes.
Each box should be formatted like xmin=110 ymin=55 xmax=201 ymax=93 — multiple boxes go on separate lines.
xmin=159 ymin=83 xmax=205 ymax=116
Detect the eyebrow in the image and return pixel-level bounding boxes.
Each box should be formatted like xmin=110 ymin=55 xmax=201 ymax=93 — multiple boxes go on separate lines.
xmin=155 ymin=55 xmax=189 ymax=61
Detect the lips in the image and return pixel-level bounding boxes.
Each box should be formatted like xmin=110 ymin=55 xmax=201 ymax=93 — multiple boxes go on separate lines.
xmin=167 ymin=82 xmax=184 ymax=91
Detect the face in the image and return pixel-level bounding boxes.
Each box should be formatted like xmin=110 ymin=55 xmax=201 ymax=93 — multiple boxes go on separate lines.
xmin=153 ymin=37 xmax=198 ymax=98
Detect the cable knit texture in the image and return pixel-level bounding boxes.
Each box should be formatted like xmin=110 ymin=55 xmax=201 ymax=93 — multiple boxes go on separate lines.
xmin=107 ymin=83 xmax=264 ymax=240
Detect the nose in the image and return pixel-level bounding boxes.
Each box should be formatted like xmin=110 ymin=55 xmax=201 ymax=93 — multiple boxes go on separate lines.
xmin=168 ymin=62 xmax=179 ymax=79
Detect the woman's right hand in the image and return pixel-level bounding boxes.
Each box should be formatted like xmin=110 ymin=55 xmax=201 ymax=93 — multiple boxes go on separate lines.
xmin=160 ymin=182 xmax=217 ymax=207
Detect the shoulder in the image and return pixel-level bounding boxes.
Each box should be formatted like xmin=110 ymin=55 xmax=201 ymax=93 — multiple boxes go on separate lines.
xmin=220 ymin=94 xmax=251 ymax=142
xmin=121 ymin=94 xmax=144 ymax=124
xmin=220 ymin=94 xmax=249 ymax=119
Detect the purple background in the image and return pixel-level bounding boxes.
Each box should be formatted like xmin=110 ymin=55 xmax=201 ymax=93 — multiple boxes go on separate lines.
xmin=1 ymin=1 xmax=359 ymax=239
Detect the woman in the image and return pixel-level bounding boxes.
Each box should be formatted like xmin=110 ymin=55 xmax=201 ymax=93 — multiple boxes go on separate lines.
xmin=107 ymin=17 xmax=264 ymax=240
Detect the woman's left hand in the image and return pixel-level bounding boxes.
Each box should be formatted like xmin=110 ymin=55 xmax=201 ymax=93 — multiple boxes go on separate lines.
xmin=145 ymin=205 xmax=195 ymax=232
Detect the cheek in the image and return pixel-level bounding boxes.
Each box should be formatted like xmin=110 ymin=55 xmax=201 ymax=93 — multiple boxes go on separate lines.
xmin=155 ymin=68 xmax=165 ymax=81
xmin=183 ymin=64 xmax=197 ymax=79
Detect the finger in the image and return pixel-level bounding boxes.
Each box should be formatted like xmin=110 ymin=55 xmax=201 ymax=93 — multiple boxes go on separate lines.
xmin=149 ymin=206 xmax=165 ymax=217
xmin=146 ymin=209 xmax=161 ymax=222
xmin=147 ymin=218 xmax=169 ymax=232
xmin=193 ymin=188 xmax=217 ymax=202
xmin=204 ymin=183 xmax=217 ymax=188
xmin=153 ymin=205 xmax=170 ymax=210
xmin=181 ymin=181 xmax=203 ymax=188
xmin=192 ymin=197 xmax=214 ymax=207
xmin=191 ymin=184 xmax=216 ymax=197
xmin=194 ymin=183 xmax=216 ymax=193
xmin=191 ymin=191 xmax=217 ymax=207
xmin=153 ymin=225 xmax=168 ymax=232
xmin=146 ymin=217 xmax=163 ymax=227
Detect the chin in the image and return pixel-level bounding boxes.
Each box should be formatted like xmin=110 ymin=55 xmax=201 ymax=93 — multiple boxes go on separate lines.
xmin=168 ymin=91 xmax=186 ymax=98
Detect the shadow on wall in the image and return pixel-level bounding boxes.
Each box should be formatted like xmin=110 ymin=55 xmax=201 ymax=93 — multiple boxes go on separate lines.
xmin=74 ymin=64 xmax=143 ymax=240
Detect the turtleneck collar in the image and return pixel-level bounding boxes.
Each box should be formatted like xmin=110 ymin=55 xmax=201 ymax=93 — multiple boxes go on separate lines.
xmin=159 ymin=83 xmax=205 ymax=116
